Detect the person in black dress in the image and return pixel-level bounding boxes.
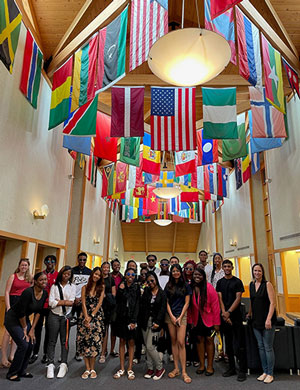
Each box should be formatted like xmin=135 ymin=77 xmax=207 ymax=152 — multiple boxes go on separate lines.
xmin=113 ymin=267 xmax=140 ymax=380
xmin=248 ymin=263 xmax=276 ymax=384
xmin=4 ymin=272 xmax=48 ymax=381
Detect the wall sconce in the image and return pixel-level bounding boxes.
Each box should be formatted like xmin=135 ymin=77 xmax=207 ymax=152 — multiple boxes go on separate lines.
xmin=230 ymin=239 xmax=237 ymax=247
xmin=264 ymin=178 xmax=272 ymax=184
xmin=32 ymin=204 xmax=49 ymax=219
xmin=93 ymin=238 xmax=100 ymax=245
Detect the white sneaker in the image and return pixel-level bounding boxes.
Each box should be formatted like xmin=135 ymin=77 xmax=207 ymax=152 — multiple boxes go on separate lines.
xmin=57 ymin=363 xmax=68 ymax=378
xmin=169 ymin=354 xmax=174 ymax=362
xmin=47 ymin=363 xmax=55 ymax=379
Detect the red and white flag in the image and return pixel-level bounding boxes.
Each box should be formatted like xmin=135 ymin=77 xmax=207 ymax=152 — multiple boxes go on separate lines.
xmin=282 ymin=58 xmax=300 ymax=99
xmin=150 ymin=87 xmax=196 ymax=151
xmin=111 ymin=86 xmax=145 ymax=137
xmin=129 ymin=0 xmax=168 ymax=72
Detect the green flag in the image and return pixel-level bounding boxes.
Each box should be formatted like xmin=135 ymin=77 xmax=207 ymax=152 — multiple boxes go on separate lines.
xmin=222 ymin=112 xmax=247 ymax=162
xmin=120 ymin=137 xmax=141 ymax=166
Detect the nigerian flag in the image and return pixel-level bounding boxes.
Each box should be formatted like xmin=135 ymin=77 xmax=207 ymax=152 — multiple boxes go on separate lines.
xmin=222 ymin=112 xmax=247 ymax=162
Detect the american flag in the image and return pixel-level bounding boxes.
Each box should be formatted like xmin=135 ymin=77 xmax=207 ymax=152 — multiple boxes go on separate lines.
xmin=129 ymin=0 xmax=168 ymax=72
xmin=150 ymin=87 xmax=196 ymax=151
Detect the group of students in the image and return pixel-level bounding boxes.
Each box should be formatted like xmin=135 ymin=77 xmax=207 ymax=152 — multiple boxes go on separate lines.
xmin=1 ymin=250 xmax=276 ymax=385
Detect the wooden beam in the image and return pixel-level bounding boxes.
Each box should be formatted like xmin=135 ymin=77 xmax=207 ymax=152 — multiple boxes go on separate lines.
xmin=52 ymin=0 xmax=94 ymax=58
xmin=145 ymin=223 xmax=148 ymax=255
xmin=239 ymin=0 xmax=300 ymax=71
xmin=47 ymin=0 xmax=128 ymax=77
xmin=144 ymin=109 xmax=151 ymax=121
xmin=172 ymin=223 xmax=178 ymax=255
xmin=97 ymin=100 xmax=112 ymax=116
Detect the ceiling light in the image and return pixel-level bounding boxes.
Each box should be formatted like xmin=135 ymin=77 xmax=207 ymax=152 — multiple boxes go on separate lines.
xmin=154 ymin=219 xmax=173 ymax=227
xmin=153 ymin=186 xmax=182 ymax=199
xmin=148 ymin=28 xmax=231 ymax=86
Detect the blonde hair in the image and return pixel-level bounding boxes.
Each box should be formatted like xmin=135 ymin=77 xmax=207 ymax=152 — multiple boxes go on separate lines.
xmin=15 ymin=258 xmax=32 ymax=283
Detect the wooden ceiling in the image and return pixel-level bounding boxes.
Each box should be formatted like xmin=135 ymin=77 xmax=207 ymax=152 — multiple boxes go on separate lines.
xmin=17 ymin=0 xmax=300 ymax=253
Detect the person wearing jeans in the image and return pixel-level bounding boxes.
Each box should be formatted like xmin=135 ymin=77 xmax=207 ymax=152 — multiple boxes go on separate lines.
xmin=248 ymin=263 xmax=276 ymax=384
xmin=139 ymin=271 xmax=167 ymax=380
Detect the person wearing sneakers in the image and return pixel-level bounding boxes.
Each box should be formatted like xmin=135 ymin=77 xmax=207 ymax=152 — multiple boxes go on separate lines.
xmin=113 ymin=267 xmax=140 ymax=381
xmin=139 ymin=271 xmax=167 ymax=381
xmin=248 ymin=263 xmax=276 ymax=384
xmin=46 ymin=266 xmax=76 ymax=379
xmin=76 ymin=267 xmax=105 ymax=380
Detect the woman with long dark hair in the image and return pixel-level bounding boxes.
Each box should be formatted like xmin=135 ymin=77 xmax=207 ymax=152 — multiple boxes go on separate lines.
xmin=113 ymin=267 xmax=140 ymax=380
xmin=208 ymin=253 xmax=225 ymax=289
xmin=248 ymin=263 xmax=276 ymax=384
xmin=1 ymin=258 xmax=32 ymax=368
xmin=188 ymin=267 xmax=220 ymax=376
xmin=139 ymin=271 xmax=167 ymax=380
xmin=4 ymin=272 xmax=47 ymax=381
xmin=46 ymin=266 xmax=76 ymax=379
xmin=76 ymin=266 xmax=105 ymax=379
xmin=165 ymin=264 xmax=192 ymax=384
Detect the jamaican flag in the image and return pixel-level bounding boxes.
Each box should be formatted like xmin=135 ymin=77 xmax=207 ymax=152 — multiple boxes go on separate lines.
xmin=0 ymin=0 xmax=22 ymax=73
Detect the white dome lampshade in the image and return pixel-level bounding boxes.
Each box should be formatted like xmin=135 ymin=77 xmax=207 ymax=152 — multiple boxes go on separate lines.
xmin=153 ymin=186 xmax=182 ymax=199
xmin=154 ymin=219 xmax=173 ymax=226
xmin=148 ymin=28 xmax=231 ymax=86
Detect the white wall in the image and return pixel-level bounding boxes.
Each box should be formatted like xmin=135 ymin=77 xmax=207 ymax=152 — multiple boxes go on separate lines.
xmin=266 ymin=97 xmax=300 ymax=250
xmin=0 ymin=24 xmax=72 ymax=246
xmin=221 ymin=172 xmax=254 ymax=258
xmin=197 ymin=202 xmax=216 ymax=262
xmin=0 ymin=240 xmax=23 ymax=295
xmin=80 ymin=171 xmax=107 ymax=256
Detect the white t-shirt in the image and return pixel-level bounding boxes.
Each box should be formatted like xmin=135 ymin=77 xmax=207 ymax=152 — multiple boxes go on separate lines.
xmin=49 ymin=283 xmax=76 ymax=316
xmin=158 ymin=274 xmax=169 ymax=290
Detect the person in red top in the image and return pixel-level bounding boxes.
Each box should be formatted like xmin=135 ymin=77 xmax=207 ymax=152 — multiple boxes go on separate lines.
xmin=109 ymin=259 xmax=123 ymax=357
xmin=29 ymin=255 xmax=58 ymax=364
xmin=1 ymin=259 xmax=32 ymax=368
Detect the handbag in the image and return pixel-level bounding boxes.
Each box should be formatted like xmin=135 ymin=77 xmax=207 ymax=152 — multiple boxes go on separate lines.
xmin=57 ymin=284 xmax=77 ymax=327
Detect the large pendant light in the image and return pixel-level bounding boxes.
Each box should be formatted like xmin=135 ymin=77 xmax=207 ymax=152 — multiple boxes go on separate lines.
xmin=148 ymin=1 xmax=231 ymax=86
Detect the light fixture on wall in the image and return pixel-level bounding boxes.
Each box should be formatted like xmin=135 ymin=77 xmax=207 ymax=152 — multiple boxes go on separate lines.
xmin=229 ymin=239 xmax=237 ymax=247
xmin=153 ymin=186 xmax=182 ymax=199
xmin=147 ymin=1 xmax=231 ymax=86
xmin=93 ymin=238 xmax=100 ymax=245
xmin=32 ymin=204 xmax=49 ymax=219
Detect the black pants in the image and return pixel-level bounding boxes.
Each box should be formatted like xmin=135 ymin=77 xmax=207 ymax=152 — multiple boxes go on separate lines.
xmin=72 ymin=303 xmax=82 ymax=354
xmin=32 ymin=308 xmax=50 ymax=355
xmin=5 ymin=315 xmax=32 ymax=378
xmin=222 ymin=319 xmax=247 ymax=373
xmin=47 ymin=311 xmax=69 ymax=364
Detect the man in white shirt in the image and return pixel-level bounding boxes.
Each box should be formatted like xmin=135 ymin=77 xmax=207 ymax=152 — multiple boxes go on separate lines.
xmin=157 ymin=259 xmax=170 ymax=290
xmin=198 ymin=250 xmax=213 ymax=275
xmin=146 ymin=254 xmax=160 ymax=275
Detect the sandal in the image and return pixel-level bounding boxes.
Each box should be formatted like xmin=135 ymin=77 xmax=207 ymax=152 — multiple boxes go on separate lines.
xmin=113 ymin=369 xmax=125 ymax=379
xmin=90 ymin=370 xmax=97 ymax=379
xmin=127 ymin=370 xmax=135 ymax=380
xmin=182 ymin=373 xmax=192 ymax=384
xmin=110 ymin=351 xmax=119 ymax=358
xmin=0 ymin=361 xmax=11 ymax=368
xmin=81 ymin=370 xmax=90 ymax=379
xmin=99 ymin=355 xmax=106 ymax=364
xmin=168 ymin=369 xmax=180 ymax=378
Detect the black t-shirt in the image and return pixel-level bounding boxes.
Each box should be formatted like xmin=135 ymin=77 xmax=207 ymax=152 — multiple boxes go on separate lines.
xmin=216 ymin=276 xmax=244 ymax=321
xmin=104 ymin=276 xmax=115 ymax=294
xmin=10 ymin=287 xmax=48 ymax=319
xmin=165 ymin=283 xmax=192 ymax=317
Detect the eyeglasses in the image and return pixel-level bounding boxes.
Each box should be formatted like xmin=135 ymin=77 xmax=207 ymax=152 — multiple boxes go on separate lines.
xmin=45 ymin=260 xmax=56 ymax=264
xmin=184 ymin=267 xmax=194 ymax=271
xmin=147 ymin=279 xmax=155 ymax=284
xmin=161 ymin=263 xmax=169 ymax=267
xmin=126 ymin=272 xmax=135 ymax=276
xmin=78 ymin=258 xmax=87 ymax=262
xmin=148 ymin=259 xmax=155 ymax=262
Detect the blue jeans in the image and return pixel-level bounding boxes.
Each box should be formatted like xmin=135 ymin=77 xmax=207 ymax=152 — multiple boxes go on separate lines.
xmin=253 ymin=327 xmax=275 ymax=376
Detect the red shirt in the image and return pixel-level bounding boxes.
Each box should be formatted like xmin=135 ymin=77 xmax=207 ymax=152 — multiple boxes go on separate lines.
xmin=110 ymin=272 xmax=123 ymax=290
xmin=43 ymin=269 xmax=59 ymax=308
xmin=10 ymin=274 xmax=31 ymax=296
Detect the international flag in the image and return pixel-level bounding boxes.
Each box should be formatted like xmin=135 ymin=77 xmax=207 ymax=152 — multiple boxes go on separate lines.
xmin=248 ymin=110 xmax=284 ymax=153
xmin=122 ymin=205 xmax=138 ymax=221
xmin=251 ymin=152 xmax=260 ymax=175
xmin=86 ymin=151 xmax=98 ymax=187
xmin=204 ymin=0 xmax=236 ymax=64
xmin=249 ymin=86 xmax=286 ymax=138
xmin=174 ymin=174 xmax=192 ymax=187
xmin=63 ymin=135 xmax=91 ymax=156
xmin=129 ymin=0 xmax=168 ymax=72
xmin=209 ymin=0 xmax=242 ymax=19
xmin=133 ymin=185 xmax=147 ymax=198
xmin=204 ymin=164 xmax=217 ymax=195
xmin=282 ymin=58 xmax=300 ymax=99
xmin=49 ymin=57 xmax=73 ymax=129
xmin=71 ymin=34 xmax=98 ymax=112
xmin=96 ymin=6 xmax=128 ymax=92
xmin=63 ymin=96 xmax=98 ymax=136
xmin=202 ymin=87 xmax=237 ymax=139
xmin=181 ymin=190 xmax=199 ymax=202
xmin=173 ymin=215 xmax=185 ymax=223
xmin=102 ymin=163 xmax=115 ymax=197
xmin=175 ymin=151 xmax=196 ymax=177
xmin=217 ymin=165 xmax=229 ymax=198
xmin=19 ymin=29 xmax=43 ymax=108
xmin=94 ymin=111 xmax=118 ymax=161
xmin=191 ymin=166 xmax=204 ymax=190
xmin=142 ymin=132 xmax=161 ymax=175
xmin=169 ymin=196 xmax=181 ymax=214
xmin=235 ymin=7 xmax=262 ymax=89
xmin=115 ymin=162 xmax=127 ymax=194
xmin=111 ymin=86 xmax=144 ymax=137
xmin=261 ymin=34 xmax=285 ymax=113
xmin=234 ymin=158 xmax=242 ymax=190
xmin=143 ymin=172 xmax=159 ymax=185
xmin=0 ymin=0 xmax=22 ymax=73
xmin=150 ymin=87 xmax=196 ymax=151
xmin=222 ymin=112 xmax=247 ymax=162
xmin=197 ymin=129 xmax=218 ymax=166
xmin=120 ymin=136 xmax=141 ymax=166
xmin=146 ymin=186 xmax=158 ymax=212
xmin=242 ymin=152 xmax=250 ymax=183
xmin=156 ymin=171 xmax=174 ymax=187
xmin=199 ymin=201 xmax=206 ymax=222
xmin=128 ymin=158 xmax=144 ymax=189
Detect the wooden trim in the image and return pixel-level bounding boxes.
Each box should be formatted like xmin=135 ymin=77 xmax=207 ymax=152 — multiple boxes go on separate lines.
xmin=273 ymin=246 xmax=300 ymax=253
xmin=145 ymin=223 xmax=148 ymax=255
xmin=0 ymin=239 xmax=6 ymax=280
xmin=239 ymin=0 xmax=300 ymax=71
xmin=280 ymin=252 xmax=289 ymax=312
xmin=21 ymin=241 xmax=29 ymax=258
xmin=52 ymin=0 xmax=94 ymax=58
xmin=172 ymin=223 xmax=178 ymax=255
xmin=64 ymin=159 xmax=76 ymax=264
xmin=248 ymin=176 xmax=258 ymax=262
xmin=31 ymin=242 xmax=39 ymax=274
xmin=55 ymin=248 xmax=61 ymax=271
xmin=77 ymin=174 xmax=87 ymax=254
xmin=47 ymin=0 xmax=129 ymax=77
xmin=0 ymin=230 xmax=65 ymax=249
